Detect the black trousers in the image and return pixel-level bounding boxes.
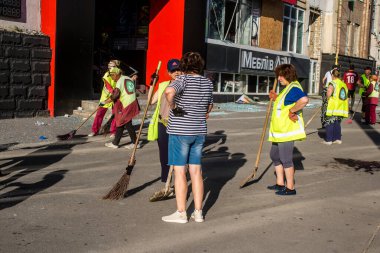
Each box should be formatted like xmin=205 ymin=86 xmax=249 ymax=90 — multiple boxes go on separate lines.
xmin=112 ymin=120 xmax=137 ymax=145
xmin=157 ymin=122 xmax=170 ymax=182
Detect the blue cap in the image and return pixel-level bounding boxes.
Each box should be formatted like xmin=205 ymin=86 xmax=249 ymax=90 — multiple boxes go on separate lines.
xmin=167 ymin=59 xmax=180 ymax=72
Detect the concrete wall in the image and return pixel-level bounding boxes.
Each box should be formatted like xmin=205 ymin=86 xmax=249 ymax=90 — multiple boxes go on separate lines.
xmin=0 ymin=0 xmax=41 ymax=32
xmin=369 ymin=0 xmax=380 ymax=68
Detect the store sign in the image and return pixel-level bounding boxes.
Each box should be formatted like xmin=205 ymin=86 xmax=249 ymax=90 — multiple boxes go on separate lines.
xmin=241 ymin=50 xmax=291 ymax=71
xmin=0 ymin=0 xmax=22 ymax=19
xmin=282 ymin=0 xmax=297 ymax=5
xmin=240 ymin=49 xmax=310 ymax=78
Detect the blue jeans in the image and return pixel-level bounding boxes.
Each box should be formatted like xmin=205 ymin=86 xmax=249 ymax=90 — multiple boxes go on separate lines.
xmin=325 ymin=120 xmax=341 ymax=142
xmin=168 ymin=134 xmax=205 ymax=166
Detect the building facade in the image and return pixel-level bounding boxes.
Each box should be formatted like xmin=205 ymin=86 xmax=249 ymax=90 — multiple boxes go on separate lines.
xmin=320 ymin=0 xmax=375 ymax=88
xmin=0 ymin=0 xmax=377 ymax=117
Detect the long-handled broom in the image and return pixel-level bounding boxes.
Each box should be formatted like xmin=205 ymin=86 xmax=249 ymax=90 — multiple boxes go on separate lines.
xmin=240 ymin=79 xmax=278 ymax=188
xmin=304 ymin=106 xmax=321 ymax=128
xmin=345 ymin=97 xmax=362 ymax=124
xmin=57 ymin=107 xmax=99 ymax=141
xmin=102 ymin=61 xmax=162 ymax=200
xmin=149 ymin=165 xmax=174 ymax=202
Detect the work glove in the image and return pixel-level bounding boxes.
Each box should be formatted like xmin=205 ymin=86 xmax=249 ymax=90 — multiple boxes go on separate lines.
xmin=99 ymin=101 xmax=106 ymax=107
xmin=111 ymin=88 xmax=121 ymax=102
xmin=172 ymin=106 xmax=186 ymax=117
xmin=288 ymin=110 xmax=298 ymax=122
xmin=269 ymin=90 xmax=278 ymax=100
xmin=151 ymin=73 xmax=159 ymax=82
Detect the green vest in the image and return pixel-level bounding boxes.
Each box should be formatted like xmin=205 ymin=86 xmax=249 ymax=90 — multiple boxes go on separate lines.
xmin=100 ymin=73 xmax=116 ymax=108
xmin=359 ymin=74 xmax=370 ymax=96
xmin=147 ymin=81 xmax=170 ymax=141
xmin=368 ymin=81 xmax=379 ymax=98
xmin=326 ymin=79 xmax=349 ymax=118
xmin=116 ymin=76 xmax=136 ymax=108
xmin=268 ymin=81 xmax=306 ymax=143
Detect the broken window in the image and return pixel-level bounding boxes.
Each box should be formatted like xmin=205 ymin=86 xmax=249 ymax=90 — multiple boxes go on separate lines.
xmin=207 ymin=0 xmax=261 ymax=46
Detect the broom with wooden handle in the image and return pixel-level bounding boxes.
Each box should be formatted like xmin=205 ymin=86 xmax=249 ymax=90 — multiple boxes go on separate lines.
xmin=240 ymin=89 xmax=321 ymax=188
xmin=102 ymin=61 xmax=162 ymax=200
xmin=240 ymin=79 xmax=278 ymax=188
xmin=57 ymin=107 xmax=100 ymax=141
xmin=149 ymin=165 xmax=174 ymax=202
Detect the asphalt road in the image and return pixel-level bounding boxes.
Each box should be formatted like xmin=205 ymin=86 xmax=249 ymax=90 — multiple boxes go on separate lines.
xmin=0 ymin=108 xmax=379 ymax=253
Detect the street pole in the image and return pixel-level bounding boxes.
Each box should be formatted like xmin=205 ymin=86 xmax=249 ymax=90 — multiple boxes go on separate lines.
xmin=335 ymin=0 xmax=343 ymax=65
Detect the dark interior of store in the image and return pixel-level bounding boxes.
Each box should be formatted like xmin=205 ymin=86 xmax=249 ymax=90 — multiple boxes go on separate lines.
xmin=93 ymin=0 xmax=150 ymax=94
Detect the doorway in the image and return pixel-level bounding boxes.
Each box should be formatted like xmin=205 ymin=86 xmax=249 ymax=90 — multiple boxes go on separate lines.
xmin=93 ymin=0 xmax=150 ymax=94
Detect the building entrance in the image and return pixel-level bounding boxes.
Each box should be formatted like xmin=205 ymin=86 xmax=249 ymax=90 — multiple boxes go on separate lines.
xmin=93 ymin=0 xmax=150 ymax=94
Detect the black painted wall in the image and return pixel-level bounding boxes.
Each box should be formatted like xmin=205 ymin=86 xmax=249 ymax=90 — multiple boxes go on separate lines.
xmin=183 ymin=0 xmax=207 ymax=57
xmin=320 ymin=54 xmax=376 ymax=95
xmin=54 ymin=0 xmax=95 ymax=115
xmin=0 ymin=31 xmax=51 ymax=119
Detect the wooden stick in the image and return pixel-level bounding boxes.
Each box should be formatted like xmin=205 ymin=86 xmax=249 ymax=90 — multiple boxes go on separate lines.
xmin=128 ymin=61 xmax=162 ymax=166
xmin=240 ymin=79 xmax=278 ymax=188
xmin=164 ymin=166 xmax=174 ymax=195
xmin=304 ymin=106 xmax=321 ymax=128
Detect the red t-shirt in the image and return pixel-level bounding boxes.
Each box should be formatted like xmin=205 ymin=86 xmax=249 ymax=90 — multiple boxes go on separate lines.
xmin=343 ymin=70 xmax=359 ymax=91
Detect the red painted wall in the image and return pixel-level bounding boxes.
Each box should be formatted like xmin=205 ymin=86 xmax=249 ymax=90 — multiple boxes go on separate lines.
xmin=41 ymin=0 xmax=57 ymax=116
xmin=146 ymin=0 xmax=185 ymax=88
xmin=282 ymin=0 xmax=297 ymax=5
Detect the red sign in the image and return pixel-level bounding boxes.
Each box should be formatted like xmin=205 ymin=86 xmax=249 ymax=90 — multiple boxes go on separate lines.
xmin=283 ymin=0 xmax=297 ymax=5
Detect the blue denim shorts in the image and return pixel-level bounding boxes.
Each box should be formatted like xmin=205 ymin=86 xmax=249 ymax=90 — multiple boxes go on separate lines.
xmin=168 ymin=134 xmax=206 ymax=166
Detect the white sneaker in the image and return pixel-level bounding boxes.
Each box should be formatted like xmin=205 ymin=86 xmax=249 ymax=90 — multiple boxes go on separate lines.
xmin=124 ymin=143 xmax=134 ymax=149
xmin=105 ymin=142 xmax=118 ymax=149
xmin=88 ymin=132 xmax=96 ymax=137
xmin=162 ymin=211 xmax=188 ymax=223
xmin=124 ymin=141 xmax=142 ymax=149
xmin=109 ymin=134 xmax=115 ymax=139
xmin=190 ymin=209 xmax=204 ymax=223
xmin=321 ymin=141 xmax=333 ymax=145
xmin=333 ymin=140 xmax=342 ymax=144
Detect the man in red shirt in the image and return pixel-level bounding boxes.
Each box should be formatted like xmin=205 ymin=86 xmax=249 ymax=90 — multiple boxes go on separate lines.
xmin=343 ymin=64 xmax=359 ymax=113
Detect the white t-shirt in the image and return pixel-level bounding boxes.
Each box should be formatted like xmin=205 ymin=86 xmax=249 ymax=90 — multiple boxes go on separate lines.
xmin=324 ymin=71 xmax=333 ymax=87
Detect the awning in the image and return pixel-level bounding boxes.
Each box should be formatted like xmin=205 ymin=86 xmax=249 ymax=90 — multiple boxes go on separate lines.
xmin=283 ymin=0 xmax=297 ymax=5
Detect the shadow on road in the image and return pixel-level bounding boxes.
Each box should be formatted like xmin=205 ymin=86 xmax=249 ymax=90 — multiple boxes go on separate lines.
xmin=198 ymin=146 xmax=247 ymax=217
xmin=0 ymin=140 xmax=86 ymax=187
xmin=125 ymin=177 xmax=161 ymax=198
xmin=333 ymin=158 xmax=380 ymax=174
xmin=0 ymin=169 xmax=67 ymax=210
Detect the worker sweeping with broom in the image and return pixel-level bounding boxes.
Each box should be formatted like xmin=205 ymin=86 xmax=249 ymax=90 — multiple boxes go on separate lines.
xmin=267 ymin=64 xmax=308 ymax=196
xmin=147 ymin=59 xmax=181 ymax=201
xmin=88 ymin=60 xmax=120 ymax=138
xmin=104 ymin=67 xmax=140 ymax=149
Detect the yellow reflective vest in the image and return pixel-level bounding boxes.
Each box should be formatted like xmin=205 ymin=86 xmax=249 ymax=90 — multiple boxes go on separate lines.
xmin=359 ymin=74 xmax=370 ymax=96
xmin=100 ymin=73 xmax=116 ymax=109
xmin=268 ymin=81 xmax=306 ymax=143
xmin=116 ymin=75 xmax=137 ymax=108
xmin=147 ymin=81 xmax=170 ymax=141
xmin=326 ymin=78 xmax=349 ymax=118
xmin=368 ymin=81 xmax=379 ymax=98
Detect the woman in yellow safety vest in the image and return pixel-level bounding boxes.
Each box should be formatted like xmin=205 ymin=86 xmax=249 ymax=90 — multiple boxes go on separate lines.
xmin=358 ymin=67 xmax=371 ymax=122
xmin=88 ymin=60 xmax=120 ymax=138
xmin=267 ymin=64 xmax=309 ymax=196
xmin=323 ymin=69 xmax=349 ymax=145
xmin=147 ymin=59 xmax=181 ymax=196
xmin=364 ymin=75 xmax=379 ymax=125
xmin=104 ymin=67 xmax=140 ymax=149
